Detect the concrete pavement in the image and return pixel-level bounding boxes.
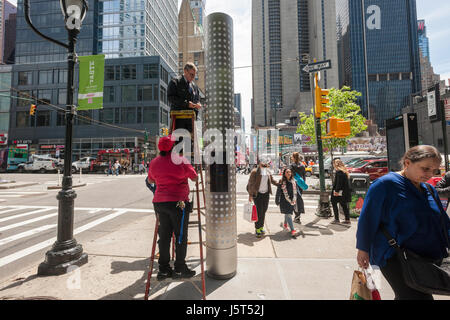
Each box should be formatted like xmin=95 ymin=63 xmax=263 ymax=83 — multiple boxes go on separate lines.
xmin=0 ymin=174 xmax=447 ymax=300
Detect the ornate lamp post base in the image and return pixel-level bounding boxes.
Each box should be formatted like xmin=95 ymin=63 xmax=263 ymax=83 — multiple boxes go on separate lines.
xmin=38 ymin=243 xmax=88 ymax=276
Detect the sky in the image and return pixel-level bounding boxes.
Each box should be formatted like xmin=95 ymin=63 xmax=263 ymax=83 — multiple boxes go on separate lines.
xmin=10 ymin=0 xmax=449 ymax=133
xmin=181 ymin=0 xmax=450 ymax=133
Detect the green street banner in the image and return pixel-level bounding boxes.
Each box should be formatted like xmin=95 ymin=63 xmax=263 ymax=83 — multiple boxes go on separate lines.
xmin=78 ymin=54 xmax=105 ymax=110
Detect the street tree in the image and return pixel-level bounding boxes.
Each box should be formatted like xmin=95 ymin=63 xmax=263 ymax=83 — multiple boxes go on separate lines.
xmin=297 ymin=86 xmax=368 ymax=167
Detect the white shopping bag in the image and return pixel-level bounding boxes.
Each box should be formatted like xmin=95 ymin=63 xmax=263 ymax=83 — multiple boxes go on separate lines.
xmin=243 ymin=202 xmax=253 ymax=222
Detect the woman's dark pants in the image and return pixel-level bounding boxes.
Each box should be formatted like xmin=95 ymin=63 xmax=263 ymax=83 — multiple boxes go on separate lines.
xmin=154 ymin=202 xmax=190 ymax=271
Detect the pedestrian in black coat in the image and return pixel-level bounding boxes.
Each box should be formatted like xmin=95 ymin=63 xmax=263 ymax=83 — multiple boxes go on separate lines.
xmin=331 ymin=159 xmax=351 ymax=224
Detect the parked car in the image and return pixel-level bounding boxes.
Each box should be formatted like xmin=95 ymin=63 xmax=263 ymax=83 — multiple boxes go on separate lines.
xmin=312 ymin=155 xmax=377 ymax=178
xmin=348 ymin=158 xmax=388 ymax=181
xmin=17 ymin=156 xmax=58 ymax=173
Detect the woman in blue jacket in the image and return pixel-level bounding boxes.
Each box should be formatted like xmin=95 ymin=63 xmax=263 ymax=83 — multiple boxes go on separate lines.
xmin=356 ymin=145 xmax=450 ymax=300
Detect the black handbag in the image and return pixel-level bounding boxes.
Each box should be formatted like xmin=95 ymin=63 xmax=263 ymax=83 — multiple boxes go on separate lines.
xmin=380 ymin=184 xmax=450 ymax=296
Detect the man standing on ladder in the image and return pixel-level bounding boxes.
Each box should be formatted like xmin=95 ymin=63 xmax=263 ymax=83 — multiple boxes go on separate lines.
xmin=168 ymin=62 xmax=202 ymax=133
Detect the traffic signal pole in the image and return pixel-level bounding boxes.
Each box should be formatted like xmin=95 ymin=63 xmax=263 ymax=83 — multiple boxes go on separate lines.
xmin=312 ymin=73 xmax=332 ymax=218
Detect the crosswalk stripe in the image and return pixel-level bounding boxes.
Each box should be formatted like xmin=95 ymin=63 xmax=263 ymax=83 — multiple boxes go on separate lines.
xmin=0 ymin=208 xmax=53 ymax=223
xmin=0 ymin=212 xmax=58 ymax=232
xmin=0 ymin=208 xmax=146 ymax=268
xmin=0 ymin=224 xmax=56 ymax=246
xmin=0 ymin=207 xmax=24 ymax=215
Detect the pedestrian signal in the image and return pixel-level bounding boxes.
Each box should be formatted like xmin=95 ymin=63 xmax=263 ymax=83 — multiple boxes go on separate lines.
xmin=160 ymin=127 xmax=169 ymax=136
xmin=29 ymin=104 xmax=36 ymax=116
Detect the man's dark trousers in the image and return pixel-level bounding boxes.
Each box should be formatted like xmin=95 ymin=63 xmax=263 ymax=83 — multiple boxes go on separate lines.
xmin=254 ymin=192 xmax=270 ymax=230
xmin=154 ymin=202 xmax=191 ymax=270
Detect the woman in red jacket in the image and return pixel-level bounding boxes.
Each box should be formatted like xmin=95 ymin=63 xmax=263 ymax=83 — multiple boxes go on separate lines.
xmin=148 ymin=135 xmax=198 ymax=280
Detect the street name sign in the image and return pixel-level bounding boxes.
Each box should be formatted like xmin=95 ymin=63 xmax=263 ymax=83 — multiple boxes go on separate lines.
xmin=302 ymin=60 xmax=332 ymax=73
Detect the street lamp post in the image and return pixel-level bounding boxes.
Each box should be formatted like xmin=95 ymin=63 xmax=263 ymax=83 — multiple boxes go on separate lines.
xmin=24 ymin=0 xmax=89 ymax=275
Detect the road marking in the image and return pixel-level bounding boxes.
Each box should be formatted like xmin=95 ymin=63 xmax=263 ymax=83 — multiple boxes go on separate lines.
xmin=0 ymin=208 xmax=52 ymax=223
xmin=0 ymin=212 xmax=58 ymax=232
xmin=0 ymin=207 xmax=154 ymax=268
xmin=0 ymin=224 xmax=56 ymax=246
xmin=0 ymin=207 xmax=23 ymax=215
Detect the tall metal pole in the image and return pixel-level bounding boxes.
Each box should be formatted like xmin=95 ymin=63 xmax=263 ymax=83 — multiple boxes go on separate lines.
xmin=22 ymin=0 xmax=89 ymax=275
xmin=361 ymin=0 xmax=371 ymax=120
xmin=312 ymin=71 xmax=331 ymax=217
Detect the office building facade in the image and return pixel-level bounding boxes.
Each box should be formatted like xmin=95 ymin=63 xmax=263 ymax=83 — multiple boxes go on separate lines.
xmin=98 ymin=0 xmax=178 ymax=72
xmin=336 ymin=0 xmax=422 ymax=128
xmin=190 ymin=0 xmax=206 ymax=29
xmin=252 ymin=0 xmax=339 ymax=128
xmin=178 ymin=0 xmax=205 ymax=94
xmin=9 ymin=56 xmax=172 ymax=160
xmin=0 ymin=0 xmax=15 ymax=64
xmin=417 ymin=20 xmax=440 ymax=91
xmin=10 ymin=0 xmax=179 ymax=160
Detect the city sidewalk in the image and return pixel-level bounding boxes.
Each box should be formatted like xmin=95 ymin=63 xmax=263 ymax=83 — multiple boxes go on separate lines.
xmin=0 ymin=175 xmax=447 ymax=300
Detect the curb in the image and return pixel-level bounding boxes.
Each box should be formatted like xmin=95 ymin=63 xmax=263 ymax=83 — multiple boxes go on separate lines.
xmin=47 ymin=183 xmax=87 ymax=190
xmin=0 ymin=182 xmax=39 ymax=189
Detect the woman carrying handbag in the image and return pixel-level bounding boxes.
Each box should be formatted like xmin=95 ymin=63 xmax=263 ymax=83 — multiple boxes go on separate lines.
xmin=356 ymin=145 xmax=450 ymax=300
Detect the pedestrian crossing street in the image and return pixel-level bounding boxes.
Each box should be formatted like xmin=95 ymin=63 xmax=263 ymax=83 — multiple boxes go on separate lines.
xmin=0 ymin=205 xmax=153 ymax=270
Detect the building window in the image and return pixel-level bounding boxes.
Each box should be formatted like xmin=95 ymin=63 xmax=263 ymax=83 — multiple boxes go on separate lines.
xmin=143 ymin=64 xmax=158 ymax=79
xmin=18 ymin=71 xmax=32 ymax=85
xmin=121 ymin=85 xmax=137 ymax=102
xmin=17 ymin=91 xmax=33 ymax=107
xmin=56 ymin=111 xmax=66 ymax=126
xmin=121 ymin=65 xmax=137 ymax=80
xmin=160 ymin=86 xmax=167 ymax=105
xmin=390 ymin=73 xmax=400 ymax=81
xmin=38 ymin=89 xmax=52 ymax=105
xmin=39 ymin=70 xmax=53 ymax=85
xmin=99 ymin=108 xmax=114 ymax=124
xmin=143 ymin=108 xmax=157 ymax=123
xmin=137 ymin=107 xmax=142 ymax=123
xmin=16 ymin=111 xmax=30 ymax=127
xmin=160 ymin=66 xmax=168 ymax=84
xmin=105 ymin=66 xmax=115 ymax=81
xmin=58 ymin=89 xmax=67 ymax=105
xmin=104 ymin=86 xmax=115 ymax=103
xmin=58 ymin=69 xmax=67 ymax=84
xmin=75 ymin=110 xmax=92 ymax=125
xmin=138 ymin=85 xmax=153 ymax=101
xmin=160 ymin=108 xmax=168 ymax=125
xmin=121 ymin=107 xmax=136 ymax=124
xmin=368 ymin=74 xmax=377 ymax=82
xmin=379 ymin=74 xmax=388 ymax=82
xmin=36 ymin=110 xmax=51 ymax=127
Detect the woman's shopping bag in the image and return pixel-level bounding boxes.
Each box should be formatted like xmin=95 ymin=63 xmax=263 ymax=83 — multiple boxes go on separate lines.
xmin=251 ymin=204 xmax=258 ymax=222
xmin=243 ymin=202 xmax=253 ymax=222
xmin=350 ymin=270 xmax=373 ymax=300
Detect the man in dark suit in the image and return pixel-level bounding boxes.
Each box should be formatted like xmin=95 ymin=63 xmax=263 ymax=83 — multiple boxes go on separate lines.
xmin=168 ymin=62 xmax=202 ymax=133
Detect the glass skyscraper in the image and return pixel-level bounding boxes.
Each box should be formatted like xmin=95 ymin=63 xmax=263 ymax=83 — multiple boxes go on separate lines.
xmin=15 ymin=0 xmax=97 ymax=64
xmin=97 ymin=0 xmax=178 ymax=72
xmin=417 ymin=19 xmax=430 ymax=61
xmin=336 ymin=0 xmax=422 ymax=129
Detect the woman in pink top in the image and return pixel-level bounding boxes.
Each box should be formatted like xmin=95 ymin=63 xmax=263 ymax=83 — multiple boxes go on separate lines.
xmin=148 ymin=135 xmax=198 ymax=280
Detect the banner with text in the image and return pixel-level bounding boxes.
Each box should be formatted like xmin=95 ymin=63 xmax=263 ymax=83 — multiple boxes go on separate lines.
xmin=78 ymin=54 xmax=105 ymax=110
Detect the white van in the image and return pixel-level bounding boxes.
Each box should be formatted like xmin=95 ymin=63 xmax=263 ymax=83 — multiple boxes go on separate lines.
xmin=17 ymin=156 xmax=58 ymax=173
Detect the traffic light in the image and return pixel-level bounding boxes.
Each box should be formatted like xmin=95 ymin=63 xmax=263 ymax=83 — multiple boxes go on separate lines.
xmin=160 ymin=127 xmax=169 ymax=137
xmin=29 ymin=104 xmax=36 ymax=116
xmin=314 ymin=75 xmax=330 ymax=118
xmin=336 ymin=120 xmax=351 ymax=138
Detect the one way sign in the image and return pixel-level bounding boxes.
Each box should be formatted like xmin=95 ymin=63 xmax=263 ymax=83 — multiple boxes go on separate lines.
xmin=302 ymin=60 xmax=332 ymax=73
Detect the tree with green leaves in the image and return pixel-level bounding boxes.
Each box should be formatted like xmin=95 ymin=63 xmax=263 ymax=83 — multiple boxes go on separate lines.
xmin=297 ymin=86 xmax=368 ymax=162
